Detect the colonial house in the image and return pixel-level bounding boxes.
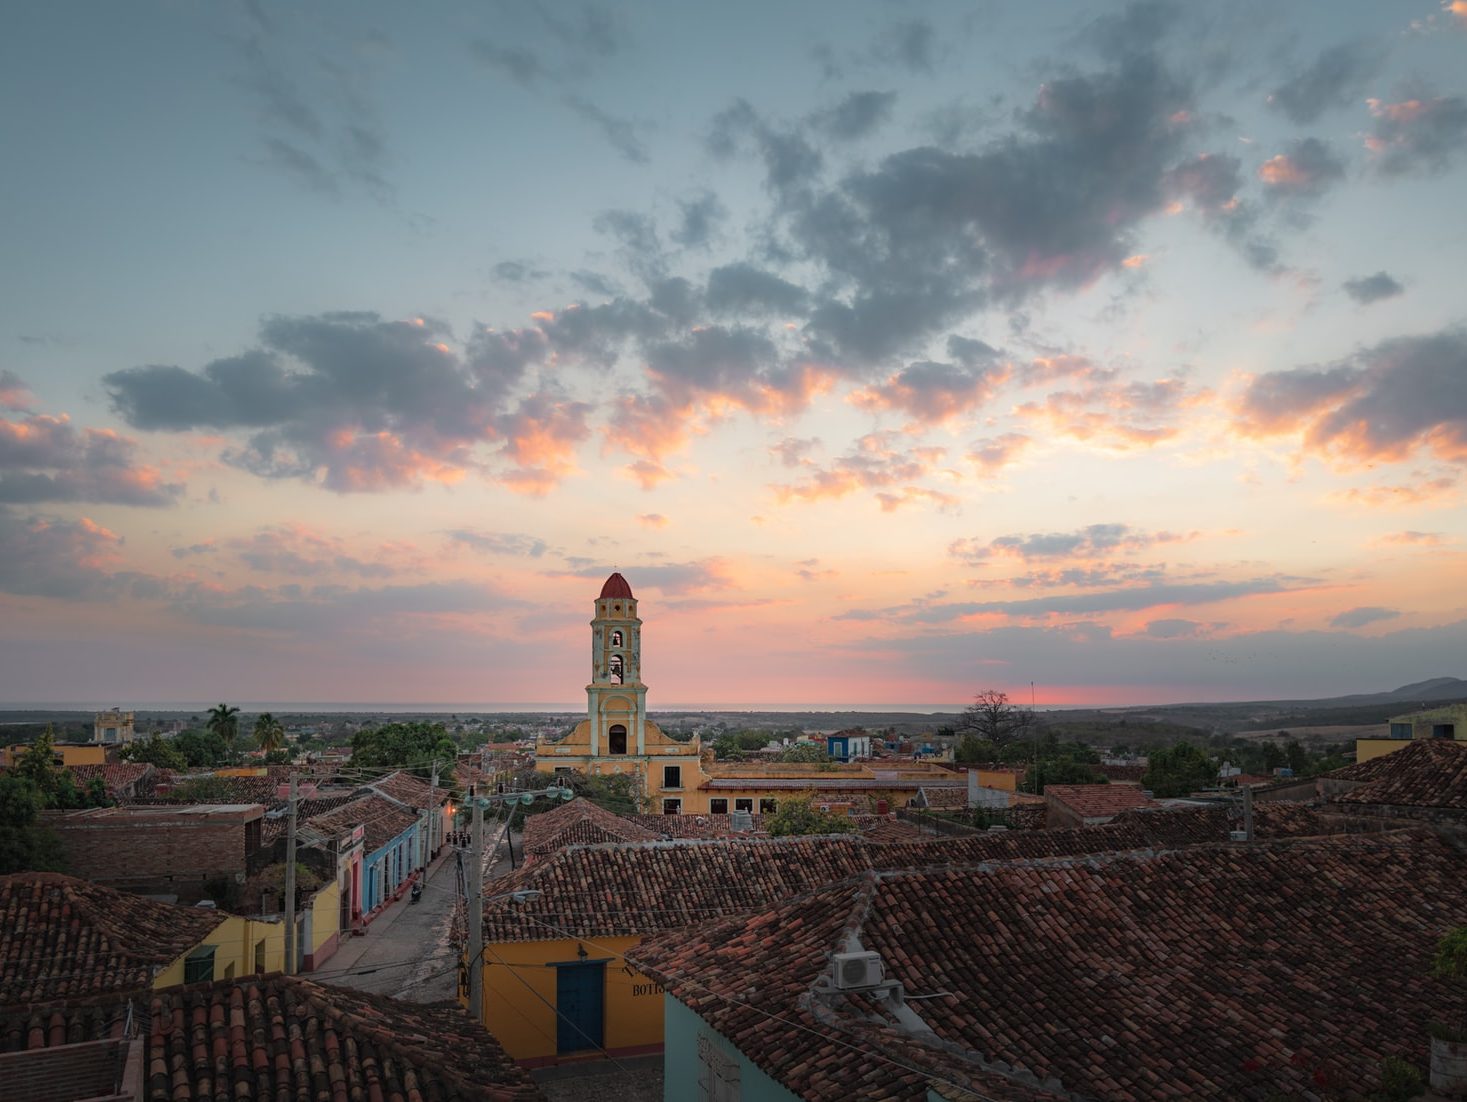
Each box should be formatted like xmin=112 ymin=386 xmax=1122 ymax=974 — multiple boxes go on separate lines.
xmin=303 ymin=793 xmax=419 ymax=918
xmin=0 ymin=974 xmax=544 ymax=1101
xmin=630 ymin=830 xmax=1467 ymax=1101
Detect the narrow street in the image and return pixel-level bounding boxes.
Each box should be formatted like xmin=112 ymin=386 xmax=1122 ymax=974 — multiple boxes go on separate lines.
xmin=314 ymin=821 xmax=509 ymax=1003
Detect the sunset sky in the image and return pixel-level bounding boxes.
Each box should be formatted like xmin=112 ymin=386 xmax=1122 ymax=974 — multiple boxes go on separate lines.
xmin=2 ymin=1 xmax=1465 ymax=710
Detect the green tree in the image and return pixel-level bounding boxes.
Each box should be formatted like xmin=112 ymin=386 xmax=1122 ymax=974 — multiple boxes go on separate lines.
xmin=0 ymin=775 xmax=65 ymax=872
xmin=1021 ymin=758 xmax=1105 ymax=795
xmin=764 ymin=795 xmax=857 ymax=837
xmin=1432 ymin=925 xmax=1467 ymax=1042
xmin=15 ymin=728 xmax=64 ymax=798
xmin=777 ymin=742 xmax=829 ymax=764
xmin=120 ymin=733 xmax=187 ymax=771
xmin=253 ymin=712 xmax=286 ymax=754
xmin=955 ymin=735 xmax=998 ymax=763
xmin=1142 ymin=742 xmax=1216 ymax=798
xmin=173 ymin=729 xmax=230 ymax=767
xmin=206 ymin=704 xmax=241 ymax=757
xmin=957 ymin=689 xmax=1034 ymax=749
xmin=712 ymin=735 xmax=746 ymax=761
xmin=349 ymin=720 xmax=456 ymax=770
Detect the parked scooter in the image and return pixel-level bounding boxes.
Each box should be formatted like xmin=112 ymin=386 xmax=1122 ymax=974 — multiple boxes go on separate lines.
xmin=410 ymin=881 xmax=423 ymax=904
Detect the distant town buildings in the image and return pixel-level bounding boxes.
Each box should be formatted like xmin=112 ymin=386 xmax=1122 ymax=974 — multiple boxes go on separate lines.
xmin=1357 ymin=702 xmax=1467 ymax=762
xmin=92 ymin=709 xmax=135 ymax=745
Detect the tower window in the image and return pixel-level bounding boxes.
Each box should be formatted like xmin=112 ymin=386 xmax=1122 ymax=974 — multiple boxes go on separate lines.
xmin=609 ymin=654 xmax=624 ymax=684
xmin=609 ymin=725 xmax=627 ymax=755
xmin=610 ymin=630 xmax=623 ymax=646
xmin=663 ymin=765 xmax=682 ymax=789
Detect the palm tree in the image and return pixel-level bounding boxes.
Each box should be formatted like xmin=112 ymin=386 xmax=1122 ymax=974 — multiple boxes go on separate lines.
xmin=253 ymin=712 xmax=286 ymax=754
xmin=206 ymin=703 xmax=241 ymax=757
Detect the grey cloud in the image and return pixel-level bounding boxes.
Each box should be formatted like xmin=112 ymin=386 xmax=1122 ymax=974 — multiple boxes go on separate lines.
xmin=469 ymin=41 xmax=547 ymax=86
xmin=1269 ymin=40 xmax=1384 ymax=124
xmin=0 ymin=411 xmax=182 ymax=506
xmin=1369 ymin=95 xmax=1467 ymax=176
xmin=810 ymin=91 xmax=897 ymax=142
xmin=565 ymin=96 xmax=648 ymax=164
xmin=492 ymin=260 xmax=550 ymax=283
xmin=949 ymin=524 xmax=1185 ymax=565
xmin=230 ymin=527 xmax=396 ymax=578
xmin=446 ymin=529 xmax=549 ymax=558
xmin=532 ymin=4 xmax=621 ymax=59
xmin=857 ymin=357 xmax=1007 ymax=423
xmin=563 ymin=560 xmax=728 ymax=596
xmin=670 ymin=192 xmax=726 ymax=249
xmin=705 ymin=264 xmax=809 ymax=316
xmin=176 ymin=580 xmax=519 ymax=633
xmin=1343 ymin=272 xmax=1404 ymax=305
xmin=594 ymin=209 xmax=664 ymax=280
xmin=1330 ymin=606 xmax=1401 ymax=629
xmin=0 ymin=508 xmax=129 ymax=600
xmin=1238 ymin=327 xmax=1467 ymax=464
xmin=0 ymin=371 xmax=34 ymax=411
xmin=104 ymin=311 xmax=589 ymax=493
xmin=1144 ymin=618 xmax=1204 ymax=639
xmin=838 ymin=576 xmax=1307 ymax=622
xmin=1259 ymin=137 xmax=1346 ymax=199
xmin=569 ymin=270 xmax=621 ymax=297
xmin=707 ymin=100 xmax=824 ymax=196
xmin=876 ymin=19 xmax=934 ymax=73
xmin=834 ymin=618 xmax=1467 ymax=701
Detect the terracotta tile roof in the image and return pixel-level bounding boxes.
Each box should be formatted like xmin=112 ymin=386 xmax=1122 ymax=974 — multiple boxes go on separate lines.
xmin=913 ymin=785 xmax=966 ymax=809
xmin=1044 ymin=783 xmax=1161 ymax=819
xmin=67 ymin=762 xmax=157 ymax=798
xmin=1332 ymin=738 xmax=1467 ymax=810
xmin=625 ymin=812 xmax=766 ymax=838
xmin=362 ymin=769 xmax=448 ymax=810
xmin=144 ymin=974 xmax=543 ymax=1101
xmin=302 ymin=793 xmax=418 ymax=853
xmin=851 ymin=815 xmax=928 ymax=842
xmin=486 ymin=805 xmax=1345 ymax=944
xmin=0 ymin=990 xmax=133 ymax=1053
xmin=631 ymin=831 xmax=1467 ymax=1102
xmin=260 ymin=792 xmax=360 ymax=844
xmin=521 ymin=798 xmax=663 ymax=859
xmin=0 ymin=873 xmax=223 ymax=1005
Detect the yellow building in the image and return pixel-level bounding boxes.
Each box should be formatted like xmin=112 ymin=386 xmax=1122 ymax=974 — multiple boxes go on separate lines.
xmin=535 ymin=572 xmax=709 ymax=814
xmin=1356 ymin=702 xmax=1467 ymax=763
xmin=93 ymin=708 xmax=136 ymax=745
xmin=535 ymin=573 xmax=972 ymax=814
xmin=0 ymin=741 xmax=108 ymax=769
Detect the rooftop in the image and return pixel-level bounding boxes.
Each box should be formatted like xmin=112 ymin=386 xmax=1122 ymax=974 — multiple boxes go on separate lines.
xmin=631 ymin=830 xmax=1467 ymax=1101
xmin=483 ymin=804 xmax=1340 ymax=942
xmin=362 ymin=768 xmax=447 ymax=810
xmin=301 ymin=793 xmax=418 ymax=852
xmin=521 ymin=798 xmax=663 ymax=858
xmin=1331 ymin=737 xmax=1467 ymax=811
xmin=145 ymin=975 xmax=543 ymax=1101
xmin=599 ymin=571 xmax=634 ymax=599
xmin=1044 ymin=783 xmax=1162 ymax=819
xmin=0 ymin=873 xmax=224 ymax=1006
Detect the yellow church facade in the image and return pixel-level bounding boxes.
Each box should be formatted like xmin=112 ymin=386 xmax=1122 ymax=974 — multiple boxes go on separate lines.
xmin=534 ymin=573 xmax=969 ymax=814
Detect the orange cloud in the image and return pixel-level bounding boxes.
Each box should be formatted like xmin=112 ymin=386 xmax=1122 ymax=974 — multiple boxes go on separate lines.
xmin=771 ymin=432 xmax=950 ymax=508
xmin=638 ymin=513 xmax=669 ymax=528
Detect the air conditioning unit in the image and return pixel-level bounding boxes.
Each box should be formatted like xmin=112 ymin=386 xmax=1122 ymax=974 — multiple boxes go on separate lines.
xmin=831 ymin=951 xmax=885 ymax=990
xmin=1229 ymin=830 xmax=1249 ymax=842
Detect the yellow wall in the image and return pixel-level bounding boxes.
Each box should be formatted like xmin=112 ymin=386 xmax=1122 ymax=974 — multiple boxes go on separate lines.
xmin=308 ymin=880 xmax=340 ymax=957
xmin=1 ymin=743 xmax=108 ymax=768
xmin=153 ymin=915 xmax=286 ymax=988
xmin=479 ymin=935 xmax=663 ymax=1063
xmin=1355 ymin=738 xmax=1411 ymax=763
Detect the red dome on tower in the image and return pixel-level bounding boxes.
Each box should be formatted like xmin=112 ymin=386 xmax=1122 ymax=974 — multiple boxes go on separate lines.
xmin=599 ymin=572 xmax=634 ymax=600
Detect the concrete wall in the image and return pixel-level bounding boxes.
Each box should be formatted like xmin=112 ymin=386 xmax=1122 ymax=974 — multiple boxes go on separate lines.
xmin=662 ymin=994 xmax=800 ymax=1102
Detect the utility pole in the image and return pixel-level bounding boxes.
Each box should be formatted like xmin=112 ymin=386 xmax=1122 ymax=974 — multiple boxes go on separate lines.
xmin=1241 ymin=781 xmax=1255 ymax=844
xmin=284 ymin=772 xmax=298 ymax=975
xmin=427 ymin=761 xmax=438 ymax=874
xmin=468 ymin=784 xmax=484 ymax=1022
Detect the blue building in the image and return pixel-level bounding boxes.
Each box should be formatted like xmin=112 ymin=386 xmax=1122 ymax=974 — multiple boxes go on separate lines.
xmin=825 ymin=730 xmax=872 ymax=763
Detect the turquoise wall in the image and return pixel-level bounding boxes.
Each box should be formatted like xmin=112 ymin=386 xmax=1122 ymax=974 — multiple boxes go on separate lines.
xmin=663 ymin=995 xmax=802 ymax=1102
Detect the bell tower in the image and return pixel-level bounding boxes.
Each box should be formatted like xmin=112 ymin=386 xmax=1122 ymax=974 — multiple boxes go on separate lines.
xmin=587 ymin=572 xmax=647 ymax=756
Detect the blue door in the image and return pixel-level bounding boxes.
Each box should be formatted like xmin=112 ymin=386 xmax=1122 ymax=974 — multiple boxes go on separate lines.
xmin=555 ymin=962 xmax=605 ymax=1054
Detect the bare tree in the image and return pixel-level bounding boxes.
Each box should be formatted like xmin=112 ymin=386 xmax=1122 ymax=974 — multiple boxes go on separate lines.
xmin=957 ymin=689 xmax=1033 ymax=748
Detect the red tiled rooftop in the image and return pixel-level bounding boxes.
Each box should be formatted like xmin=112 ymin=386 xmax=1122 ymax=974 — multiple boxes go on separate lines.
xmin=145 ymin=974 xmax=543 ymax=1100
xmin=1045 ymin=782 xmax=1161 ymax=819
xmin=68 ymin=762 xmax=157 ymax=797
xmin=631 ymin=830 xmax=1467 ymax=1101
xmin=302 ymin=793 xmax=417 ymax=852
xmin=362 ymin=768 xmax=448 ymax=810
xmin=1330 ymin=739 xmax=1467 ymax=810
xmin=0 ymin=873 xmax=224 ymax=1006
xmin=598 ymin=571 xmax=634 ymax=599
